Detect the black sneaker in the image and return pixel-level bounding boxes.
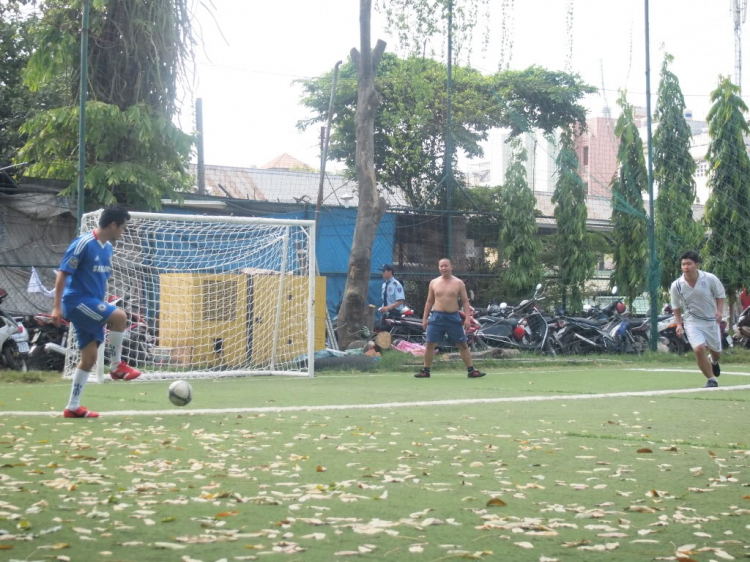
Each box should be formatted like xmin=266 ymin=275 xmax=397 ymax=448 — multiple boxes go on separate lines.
xmin=703 ymin=378 xmax=718 ymax=388
xmin=467 ymin=370 xmax=486 ymax=378
xmin=414 ymin=369 xmax=430 ymax=378
xmin=711 ymin=361 xmax=720 ymax=377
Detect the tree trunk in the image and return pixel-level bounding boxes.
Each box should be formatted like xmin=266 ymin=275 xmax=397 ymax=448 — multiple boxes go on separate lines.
xmin=336 ymin=0 xmax=387 ymax=349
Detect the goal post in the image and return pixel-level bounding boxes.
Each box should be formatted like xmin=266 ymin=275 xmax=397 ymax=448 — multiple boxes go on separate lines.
xmin=63 ymin=210 xmax=317 ymax=381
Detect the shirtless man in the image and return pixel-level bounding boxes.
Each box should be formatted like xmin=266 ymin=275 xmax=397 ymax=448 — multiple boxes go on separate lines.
xmin=414 ymin=258 xmax=485 ymax=379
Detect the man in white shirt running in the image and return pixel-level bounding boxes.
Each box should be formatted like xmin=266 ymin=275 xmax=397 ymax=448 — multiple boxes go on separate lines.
xmin=669 ymin=250 xmax=725 ymax=388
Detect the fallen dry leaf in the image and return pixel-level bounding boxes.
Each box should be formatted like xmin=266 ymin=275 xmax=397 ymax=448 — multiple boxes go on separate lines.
xmin=153 ymin=542 xmax=187 ymax=550
xmin=486 ymin=497 xmax=507 ymax=507
xmin=626 ymin=506 xmax=656 ymax=513
xmin=636 ymin=448 xmax=653 ymax=454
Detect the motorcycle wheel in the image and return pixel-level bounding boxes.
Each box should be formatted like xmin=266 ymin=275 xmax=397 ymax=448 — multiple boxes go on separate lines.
xmin=469 ymin=335 xmax=489 ymax=352
xmin=544 ymin=339 xmax=558 ymax=357
xmin=667 ymin=337 xmax=689 ymax=354
xmin=632 ymin=334 xmax=648 ymax=355
xmin=390 ymin=326 xmax=425 ymax=344
xmin=2 ymin=342 xmax=27 ymax=372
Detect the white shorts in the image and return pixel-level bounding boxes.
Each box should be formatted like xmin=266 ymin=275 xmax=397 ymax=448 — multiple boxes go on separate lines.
xmin=684 ymin=322 xmax=722 ymax=352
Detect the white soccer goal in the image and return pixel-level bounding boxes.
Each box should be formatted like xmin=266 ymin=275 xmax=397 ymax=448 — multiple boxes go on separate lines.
xmin=63 ymin=211 xmax=317 ymax=381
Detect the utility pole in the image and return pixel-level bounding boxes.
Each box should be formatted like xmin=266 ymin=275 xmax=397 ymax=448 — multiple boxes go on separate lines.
xmin=732 ymin=0 xmax=748 ymax=90
xmin=445 ymin=0 xmax=454 ymax=260
xmin=76 ymin=0 xmax=91 ymax=229
xmin=315 ymin=61 xmax=342 ymax=241
xmin=644 ymin=0 xmax=659 ymax=351
xmin=196 ymin=98 xmax=206 ymax=195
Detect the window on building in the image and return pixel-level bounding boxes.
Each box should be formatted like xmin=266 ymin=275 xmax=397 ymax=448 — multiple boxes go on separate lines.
xmin=582 ymin=146 xmax=589 ymax=166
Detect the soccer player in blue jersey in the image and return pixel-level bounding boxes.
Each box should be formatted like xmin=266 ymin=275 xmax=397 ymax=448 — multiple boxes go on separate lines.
xmin=51 ymin=206 xmax=141 ymax=418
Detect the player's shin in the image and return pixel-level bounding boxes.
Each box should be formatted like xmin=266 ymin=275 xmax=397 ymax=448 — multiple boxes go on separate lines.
xmin=107 ymin=331 xmax=125 ymax=365
xmin=66 ymin=368 xmax=90 ymax=410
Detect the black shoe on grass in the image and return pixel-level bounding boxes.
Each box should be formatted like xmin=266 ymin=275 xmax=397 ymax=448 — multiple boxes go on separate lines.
xmin=414 ymin=369 xmax=430 ymax=378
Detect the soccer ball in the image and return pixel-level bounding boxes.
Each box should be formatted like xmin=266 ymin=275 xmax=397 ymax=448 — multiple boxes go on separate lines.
xmin=168 ymin=380 xmax=192 ymax=407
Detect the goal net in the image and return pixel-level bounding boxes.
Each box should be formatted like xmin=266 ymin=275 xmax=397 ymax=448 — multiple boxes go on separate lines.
xmin=63 ymin=211 xmax=317 ymax=381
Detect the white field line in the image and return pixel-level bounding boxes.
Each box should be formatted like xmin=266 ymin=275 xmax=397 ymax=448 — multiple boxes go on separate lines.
xmin=628 ymin=368 xmax=750 ymax=377
xmin=1 ymin=384 xmax=749 ymax=417
xmin=0 ymin=369 xmax=580 ymax=391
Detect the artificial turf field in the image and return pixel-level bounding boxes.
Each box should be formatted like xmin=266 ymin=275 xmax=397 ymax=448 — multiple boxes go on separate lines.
xmin=0 ymin=360 xmax=749 ymax=561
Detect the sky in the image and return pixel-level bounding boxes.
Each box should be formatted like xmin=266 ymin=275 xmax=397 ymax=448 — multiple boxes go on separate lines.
xmin=180 ymin=0 xmax=741 ymax=170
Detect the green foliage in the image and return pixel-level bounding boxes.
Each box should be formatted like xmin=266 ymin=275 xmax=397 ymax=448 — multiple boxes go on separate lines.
xmin=17 ymin=0 xmax=197 ymax=209
xmin=703 ymin=77 xmax=750 ymax=301
xmin=653 ymin=54 xmax=704 ymax=293
xmin=375 ymin=0 xmax=490 ymax=63
xmin=25 ymin=0 xmax=195 ymax=115
xmin=0 ymin=1 xmax=66 ymax=168
xmin=552 ymin=130 xmax=595 ymax=312
xmin=19 ymin=101 xmax=193 ymax=209
xmin=611 ymin=93 xmax=648 ymax=305
xmin=498 ymin=141 xmax=542 ymax=298
xmin=298 ymin=55 xmax=593 ymax=207
xmin=457 ymin=185 xmax=502 ymax=254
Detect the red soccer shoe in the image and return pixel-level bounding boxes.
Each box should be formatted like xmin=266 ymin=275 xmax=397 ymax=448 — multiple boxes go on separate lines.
xmin=110 ymin=361 xmax=141 ymax=381
xmin=63 ymin=406 xmax=100 ymax=418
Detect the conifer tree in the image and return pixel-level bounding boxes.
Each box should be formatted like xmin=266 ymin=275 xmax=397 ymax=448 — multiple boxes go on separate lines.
xmin=654 ymin=54 xmax=703 ymax=292
xmin=611 ymin=93 xmax=648 ymax=306
xmin=498 ymin=140 xmax=542 ymax=298
xmin=704 ymin=77 xmax=750 ymax=309
xmin=552 ymin=130 xmax=594 ymax=312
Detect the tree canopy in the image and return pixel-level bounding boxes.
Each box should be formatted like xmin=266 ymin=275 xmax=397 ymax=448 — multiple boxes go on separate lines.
xmin=552 ymin=130 xmax=595 ymax=312
xmin=498 ymin=140 xmax=542 ymax=298
xmin=16 ymin=0 xmax=197 ymax=210
xmin=610 ymin=92 xmax=648 ymax=306
xmin=703 ymin=77 xmax=750 ymax=302
xmin=0 ymin=1 xmax=66 ymax=170
xmin=653 ymin=53 xmax=703 ymax=292
xmin=298 ymin=55 xmax=594 ymax=207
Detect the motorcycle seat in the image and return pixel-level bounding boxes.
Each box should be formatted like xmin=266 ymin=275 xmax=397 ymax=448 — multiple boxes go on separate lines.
xmin=565 ymin=316 xmax=608 ymax=326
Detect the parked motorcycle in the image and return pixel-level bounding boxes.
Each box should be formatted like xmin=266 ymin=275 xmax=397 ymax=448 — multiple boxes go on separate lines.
xmin=548 ymin=288 xmax=621 ymax=355
xmin=734 ymin=305 xmax=750 ymax=349
xmin=104 ymin=296 xmax=155 ymax=365
xmin=591 ymin=289 xmax=645 ymax=355
xmin=380 ymin=305 xmax=486 ymax=351
xmin=476 ymin=284 xmax=555 ymax=354
xmin=0 ymin=288 xmax=27 ymax=371
xmin=657 ymin=305 xmax=732 ymax=353
xmin=41 ymin=295 xmax=155 ymax=368
xmin=26 ymin=313 xmax=70 ymax=371
xmin=380 ymin=306 xmax=426 ymax=344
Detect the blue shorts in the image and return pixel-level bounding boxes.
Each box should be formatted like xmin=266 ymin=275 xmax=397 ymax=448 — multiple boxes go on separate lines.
xmin=426 ymin=311 xmax=467 ymax=344
xmin=63 ymin=297 xmax=117 ymax=350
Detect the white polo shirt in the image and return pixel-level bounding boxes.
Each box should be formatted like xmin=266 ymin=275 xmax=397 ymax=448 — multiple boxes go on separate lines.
xmin=669 ymin=270 xmax=726 ymax=326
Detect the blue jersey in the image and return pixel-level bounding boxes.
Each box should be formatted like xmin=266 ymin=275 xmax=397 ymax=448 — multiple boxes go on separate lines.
xmin=59 ymin=231 xmax=114 ymax=302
